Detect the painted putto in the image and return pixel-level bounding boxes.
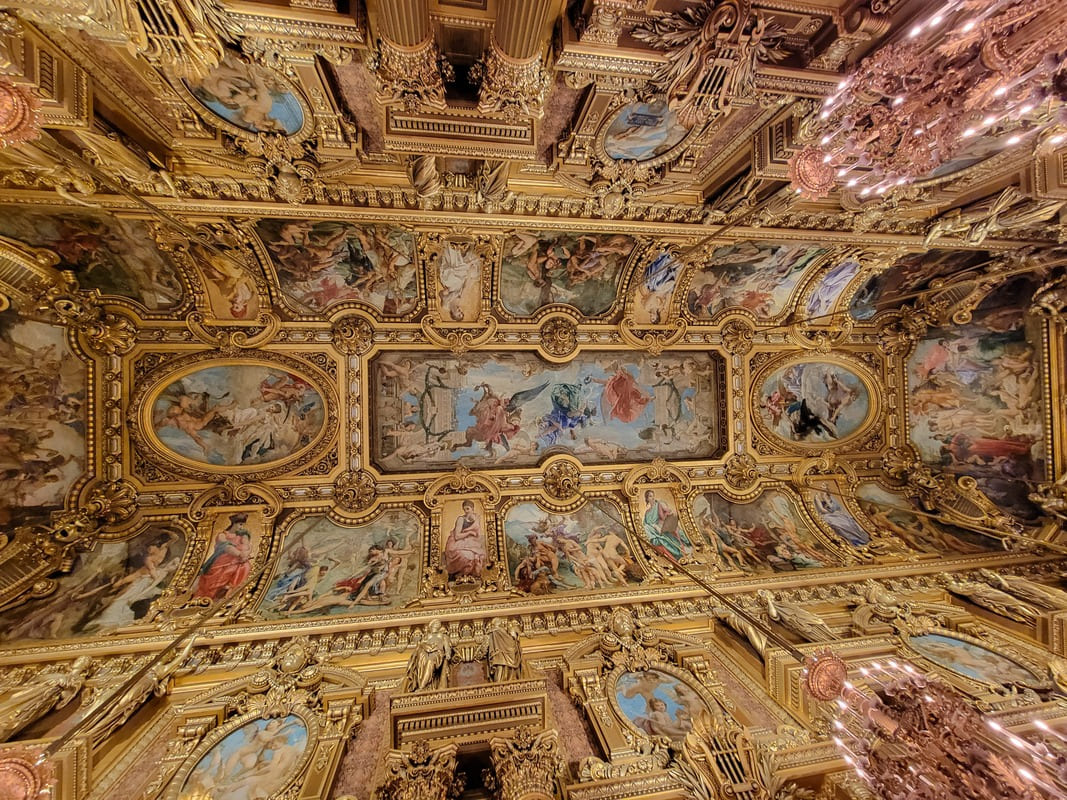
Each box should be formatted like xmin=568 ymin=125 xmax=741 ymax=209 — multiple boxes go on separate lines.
xmin=907 ymin=279 xmax=1044 ymax=521
xmin=0 ymin=311 xmax=86 ymax=520
xmin=909 ymin=633 xmax=1042 ymax=688
xmin=757 ymin=360 xmax=870 ymax=445
xmin=614 ymin=668 xmax=706 ymax=740
xmin=504 ymin=500 xmax=642 ymax=595
xmin=692 ymin=490 xmax=837 ymax=573
xmin=257 ymin=512 xmax=420 ymax=619
xmin=150 ymin=364 xmax=326 ymax=468
xmin=186 ymin=54 xmax=305 ymax=136
xmin=257 ymin=220 xmax=417 ymax=314
xmin=177 ymin=715 xmax=308 ymax=800
xmin=687 ymin=241 xmax=827 ymax=320
xmin=372 ymin=351 xmax=722 ymax=470
xmin=0 ymin=525 xmax=186 ymax=641
xmin=499 ymin=231 xmax=636 ymax=316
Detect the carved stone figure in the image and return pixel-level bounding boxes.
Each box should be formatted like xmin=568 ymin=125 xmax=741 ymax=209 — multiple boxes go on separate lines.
xmin=475 ymin=160 xmax=508 ymax=209
xmin=924 ymin=187 xmax=1065 ymax=246
xmin=84 ymin=636 xmax=196 ymax=743
xmin=976 ymin=569 xmax=1067 ymax=611
xmin=75 ymin=130 xmax=178 ymax=196
xmin=1028 ymin=472 xmax=1067 ymax=520
xmin=407 ymin=154 xmax=442 ymax=198
xmin=756 ymin=590 xmax=835 ymax=642
xmin=0 ymin=136 xmax=96 ymax=205
xmin=0 ymin=656 xmax=92 ymax=742
xmin=485 ymin=618 xmax=522 ymax=683
xmin=405 ymin=620 xmax=453 ymax=692
xmin=712 ymin=604 xmax=769 ymax=658
xmin=1047 ymin=657 xmax=1067 ymax=695
xmin=937 ymin=574 xmax=1039 ymax=623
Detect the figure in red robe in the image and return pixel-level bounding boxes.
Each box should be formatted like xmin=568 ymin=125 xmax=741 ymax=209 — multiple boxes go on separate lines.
xmin=594 ymin=368 xmax=651 ymax=423
xmin=194 ymin=513 xmax=253 ymax=600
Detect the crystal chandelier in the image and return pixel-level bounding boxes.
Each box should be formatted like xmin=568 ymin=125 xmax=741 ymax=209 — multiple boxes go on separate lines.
xmin=789 ymin=0 xmax=1067 ymax=199
xmin=827 ymin=659 xmax=1067 ymax=799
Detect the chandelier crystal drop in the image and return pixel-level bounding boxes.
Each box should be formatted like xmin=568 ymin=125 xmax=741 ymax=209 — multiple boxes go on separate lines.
xmin=790 ymin=0 xmax=1067 ymax=199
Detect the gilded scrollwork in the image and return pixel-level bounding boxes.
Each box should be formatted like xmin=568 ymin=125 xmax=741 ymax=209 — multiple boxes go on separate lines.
xmin=333 ymin=470 xmax=378 ymax=514
xmin=3 ymin=5 xmax=1067 ymax=798
xmin=371 ymin=37 xmax=450 ymax=113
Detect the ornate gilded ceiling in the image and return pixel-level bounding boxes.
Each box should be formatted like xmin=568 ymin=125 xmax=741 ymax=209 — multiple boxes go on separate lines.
xmin=0 ymin=0 xmax=1066 ymax=796
xmin=0 ymin=0 xmax=1064 ymax=644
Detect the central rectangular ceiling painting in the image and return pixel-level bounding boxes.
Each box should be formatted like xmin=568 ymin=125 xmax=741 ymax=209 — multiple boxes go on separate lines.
xmin=372 ymin=351 xmax=725 ymax=471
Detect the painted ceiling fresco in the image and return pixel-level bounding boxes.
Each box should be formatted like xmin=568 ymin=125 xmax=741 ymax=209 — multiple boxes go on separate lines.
xmin=0 ymin=203 xmax=1052 ymax=647
xmin=0 ymin=2 xmax=1065 ymax=797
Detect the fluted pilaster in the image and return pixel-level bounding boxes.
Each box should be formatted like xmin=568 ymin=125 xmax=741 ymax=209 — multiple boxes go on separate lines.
xmin=370 ymin=0 xmax=430 ymax=47
xmin=492 ymin=0 xmax=554 ymax=60
xmin=476 ymin=0 xmax=553 ymax=120
xmin=366 ymin=0 xmax=448 ymax=111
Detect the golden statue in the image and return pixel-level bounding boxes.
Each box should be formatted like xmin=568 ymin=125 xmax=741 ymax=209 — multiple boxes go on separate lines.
xmin=937 ymin=574 xmax=1039 ymax=623
xmin=0 ymin=656 xmax=92 ymax=742
xmin=405 ymin=619 xmax=453 ymax=692
xmin=756 ymin=590 xmax=835 ymax=643
xmin=976 ymin=569 xmax=1067 ymax=611
xmin=485 ymin=618 xmax=522 ymax=682
xmin=712 ymin=604 xmax=769 ymax=658
xmin=85 ymin=636 xmax=197 ymax=744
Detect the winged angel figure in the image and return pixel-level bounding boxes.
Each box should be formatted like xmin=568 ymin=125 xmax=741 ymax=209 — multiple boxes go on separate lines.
xmin=632 ymin=2 xmax=788 ymax=128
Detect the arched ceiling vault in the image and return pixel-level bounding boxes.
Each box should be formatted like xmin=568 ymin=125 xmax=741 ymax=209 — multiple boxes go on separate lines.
xmin=0 ymin=0 xmax=1064 ymax=793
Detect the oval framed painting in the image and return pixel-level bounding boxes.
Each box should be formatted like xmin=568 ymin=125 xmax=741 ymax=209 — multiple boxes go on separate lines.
xmin=610 ymin=666 xmax=712 ymax=741
xmin=137 ymin=355 xmax=334 ymax=477
xmin=598 ymin=96 xmax=694 ymax=165
xmin=182 ymin=54 xmax=309 ymax=138
xmin=752 ymin=355 xmax=879 ymax=451
xmin=905 ymin=631 xmax=1045 ymax=689
xmin=169 ymin=711 xmax=314 ymax=800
